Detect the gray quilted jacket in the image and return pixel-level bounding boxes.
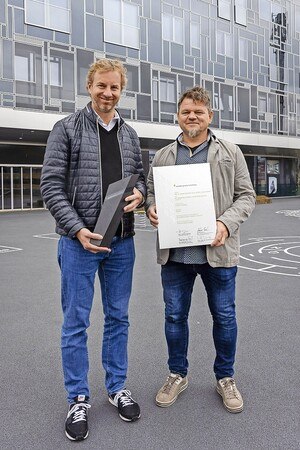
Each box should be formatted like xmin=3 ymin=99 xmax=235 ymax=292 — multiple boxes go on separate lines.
xmin=40 ymin=102 xmax=146 ymax=238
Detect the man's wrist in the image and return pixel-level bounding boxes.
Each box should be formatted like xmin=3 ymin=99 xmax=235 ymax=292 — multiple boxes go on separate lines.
xmin=136 ymin=191 xmax=144 ymax=207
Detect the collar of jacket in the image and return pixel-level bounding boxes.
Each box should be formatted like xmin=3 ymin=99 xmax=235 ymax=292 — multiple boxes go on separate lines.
xmin=171 ymin=128 xmax=220 ymax=162
xmin=207 ymin=132 xmax=221 ymax=164
xmin=83 ymin=101 xmax=125 ymax=127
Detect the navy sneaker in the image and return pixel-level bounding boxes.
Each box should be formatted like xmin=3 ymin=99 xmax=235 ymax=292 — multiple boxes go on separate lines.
xmin=65 ymin=395 xmax=91 ymax=441
xmin=108 ymin=389 xmax=141 ymax=422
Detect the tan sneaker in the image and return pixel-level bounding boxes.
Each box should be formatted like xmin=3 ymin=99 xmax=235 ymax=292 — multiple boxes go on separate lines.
xmin=156 ymin=373 xmax=188 ymax=407
xmin=216 ymin=377 xmax=244 ymax=413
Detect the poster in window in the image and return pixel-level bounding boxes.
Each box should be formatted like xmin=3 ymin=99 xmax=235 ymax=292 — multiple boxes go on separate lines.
xmin=268 ymin=177 xmax=277 ymax=195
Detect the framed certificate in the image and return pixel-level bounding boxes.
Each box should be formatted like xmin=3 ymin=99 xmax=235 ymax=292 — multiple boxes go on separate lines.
xmin=153 ymin=164 xmax=216 ymax=249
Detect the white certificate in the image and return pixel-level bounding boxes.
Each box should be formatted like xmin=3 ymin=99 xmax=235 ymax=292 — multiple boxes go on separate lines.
xmin=153 ymin=163 xmax=216 ymax=249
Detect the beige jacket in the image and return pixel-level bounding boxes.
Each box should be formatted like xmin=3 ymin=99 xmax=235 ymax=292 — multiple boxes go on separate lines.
xmin=145 ymin=133 xmax=256 ymax=267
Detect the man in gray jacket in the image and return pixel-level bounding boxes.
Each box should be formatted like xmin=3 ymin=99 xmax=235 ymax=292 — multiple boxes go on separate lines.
xmin=41 ymin=59 xmax=146 ymax=441
xmin=146 ymin=86 xmax=255 ymax=414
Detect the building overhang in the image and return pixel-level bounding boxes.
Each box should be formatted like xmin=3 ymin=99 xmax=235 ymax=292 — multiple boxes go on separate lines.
xmin=0 ymin=107 xmax=299 ymax=151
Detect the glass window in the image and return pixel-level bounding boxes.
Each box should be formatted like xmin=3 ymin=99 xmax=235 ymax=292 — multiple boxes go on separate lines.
xmin=297 ymin=99 xmax=300 ymax=132
xmin=162 ymin=13 xmax=172 ymax=40
xmin=258 ymin=92 xmax=267 ymax=112
xmin=160 ymin=77 xmax=175 ymax=103
xmin=50 ymin=50 xmax=74 ymax=101
xmin=237 ymin=87 xmax=249 ymax=122
xmin=178 ymin=75 xmax=194 ymax=96
xmin=162 ymin=13 xmax=184 ymax=44
xmin=25 ymin=0 xmax=70 ymax=33
xmin=239 ymin=38 xmax=247 ymax=61
xmin=220 ymin=84 xmax=233 ymax=120
xmin=174 ymin=17 xmax=183 ymax=43
xmin=217 ymin=31 xmax=225 ymax=55
xmin=191 ymin=22 xmax=200 ymax=48
xmin=217 ymin=32 xmax=232 ymax=57
xmin=259 ymin=0 xmax=271 ymax=21
xmin=22 ymin=168 xmax=31 ymax=209
xmin=2 ymin=167 xmax=12 ymax=210
xmin=44 ymin=56 xmax=62 ymax=86
xmin=152 ymin=77 xmax=158 ymax=101
xmin=268 ymin=93 xmax=276 ymax=113
xmin=32 ymin=167 xmax=43 ymax=208
xmin=235 ymin=0 xmax=247 ymax=26
xmin=296 ymin=6 xmax=300 ymax=33
xmin=225 ymin=34 xmax=233 ymax=57
xmin=218 ymin=0 xmax=231 ymax=21
xmin=103 ymin=0 xmax=139 ymax=49
xmin=13 ymin=168 xmax=22 ymax=210
xmin=124 ymin=65 xmax=139 ymax=92
xmin=15 ymin=50 xmax=35 ymax=82
xmin=77 ymin=49 xmax=93 ymax=96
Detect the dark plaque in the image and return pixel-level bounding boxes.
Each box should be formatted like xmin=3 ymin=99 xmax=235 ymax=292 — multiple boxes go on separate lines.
xmin=90 ymin=174 xmax=139 ymax=248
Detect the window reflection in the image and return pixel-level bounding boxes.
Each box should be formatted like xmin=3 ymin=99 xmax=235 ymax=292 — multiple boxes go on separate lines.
xmin=103 ymin=0 xmax=139 ymax=49
xmin=220 ymin=84 xmax=233 ymax=121
xmin=25 ymin=0 xmax=70 ymax=33
xmin=235 ymin=0 xmax=247 ymax=26
xmin=44 ymin=56 xmax=62 ymax=87
xmin=163 ymin=13 xmax=183 ymax=44
xmin=15 ymin=52 xmax=35 ymax=82
xmin=218 ymin=0 xmax=231 ymax=21
xmin=160 ymin=77 xmax=176 ymax=103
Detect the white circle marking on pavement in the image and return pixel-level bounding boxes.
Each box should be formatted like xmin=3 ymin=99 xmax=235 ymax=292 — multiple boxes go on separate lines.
xmin=239 ymin=236 xmax=300 ymax=277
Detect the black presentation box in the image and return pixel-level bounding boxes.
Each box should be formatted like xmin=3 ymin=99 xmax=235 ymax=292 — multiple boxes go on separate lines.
xmin=90 ymin=174 xmax=139 ymax=248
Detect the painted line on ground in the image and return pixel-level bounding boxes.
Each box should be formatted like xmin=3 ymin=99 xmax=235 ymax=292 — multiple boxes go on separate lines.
xmin=33 ymin=233 xmax=59 ymax=240
xmin=0 ymin=245 xmax=23 ymax=254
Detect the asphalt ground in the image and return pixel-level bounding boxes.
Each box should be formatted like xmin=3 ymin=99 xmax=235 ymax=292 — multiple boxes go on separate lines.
xmin=1 ymin=197 xmax=299 ymax=450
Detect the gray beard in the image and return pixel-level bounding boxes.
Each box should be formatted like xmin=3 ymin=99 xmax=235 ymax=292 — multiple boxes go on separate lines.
xmin=188 ymin=129 xmax=201 ymax=138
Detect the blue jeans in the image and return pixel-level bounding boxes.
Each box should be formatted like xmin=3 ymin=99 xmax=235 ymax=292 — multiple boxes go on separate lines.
xmin=57 ymin=236 xmax=135 ymax=402
xmin=161 ymin=261 xmax=238 ymax=380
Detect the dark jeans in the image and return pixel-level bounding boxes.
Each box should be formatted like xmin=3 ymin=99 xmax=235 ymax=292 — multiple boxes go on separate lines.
xmin=161 ymin=261 xmax=238 ymax=380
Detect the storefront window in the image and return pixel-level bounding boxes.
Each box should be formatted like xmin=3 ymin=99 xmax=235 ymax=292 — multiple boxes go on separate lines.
xmin=257 ymin=157 xmax=267 ymax=195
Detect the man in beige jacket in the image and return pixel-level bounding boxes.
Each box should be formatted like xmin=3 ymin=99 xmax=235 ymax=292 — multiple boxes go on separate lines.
xmin=146 ymin=86 xmax=255 ymax=413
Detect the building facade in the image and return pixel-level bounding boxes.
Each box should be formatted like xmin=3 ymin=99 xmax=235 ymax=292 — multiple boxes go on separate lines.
xmin=0 ymin=0 xmax=299 ymax=210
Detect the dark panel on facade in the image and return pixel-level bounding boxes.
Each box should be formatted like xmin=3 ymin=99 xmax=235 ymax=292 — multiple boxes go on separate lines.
xmin=140 ymin=62 xmax=151 ymax=94
xmin=86 ymin=15 xmax=103 ymax=51
xmin=71 ymin=0 xmax=85 ymax=47
xmin=148 ymin=20 xmax=162 ymax=63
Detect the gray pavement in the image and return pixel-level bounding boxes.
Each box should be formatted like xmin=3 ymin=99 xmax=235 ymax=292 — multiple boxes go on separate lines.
xmin=1 ymin=198 xmax=299 ymax=450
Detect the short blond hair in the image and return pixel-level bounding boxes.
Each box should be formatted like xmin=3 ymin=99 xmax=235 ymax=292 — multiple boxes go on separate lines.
xmin=86 ymin=58 xmax=127 ymax=91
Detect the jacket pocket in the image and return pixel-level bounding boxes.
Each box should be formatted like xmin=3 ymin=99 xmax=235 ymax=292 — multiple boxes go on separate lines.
xmin=218 ymin=158 xmax=233 ymax=166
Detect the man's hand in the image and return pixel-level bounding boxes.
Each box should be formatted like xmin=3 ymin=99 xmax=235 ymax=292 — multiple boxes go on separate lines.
xmin=76 ymin=227 xmax=111 ymax=254
xmin=147 ymin=204 xmax=159 ymax=228
xmin=211 ymin=220 xmax=229 ymax=247
xmin=123 ymin=187 xmax=143 ymax=213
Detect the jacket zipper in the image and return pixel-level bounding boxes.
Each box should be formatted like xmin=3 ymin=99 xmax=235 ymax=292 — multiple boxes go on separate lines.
xmin=117 ymin=124 xmax=125 ymax=238
xmin=96 ymin=121 xmax=103 ymax=208
xmin=71 ymin=186 xmax=77 ymax=206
